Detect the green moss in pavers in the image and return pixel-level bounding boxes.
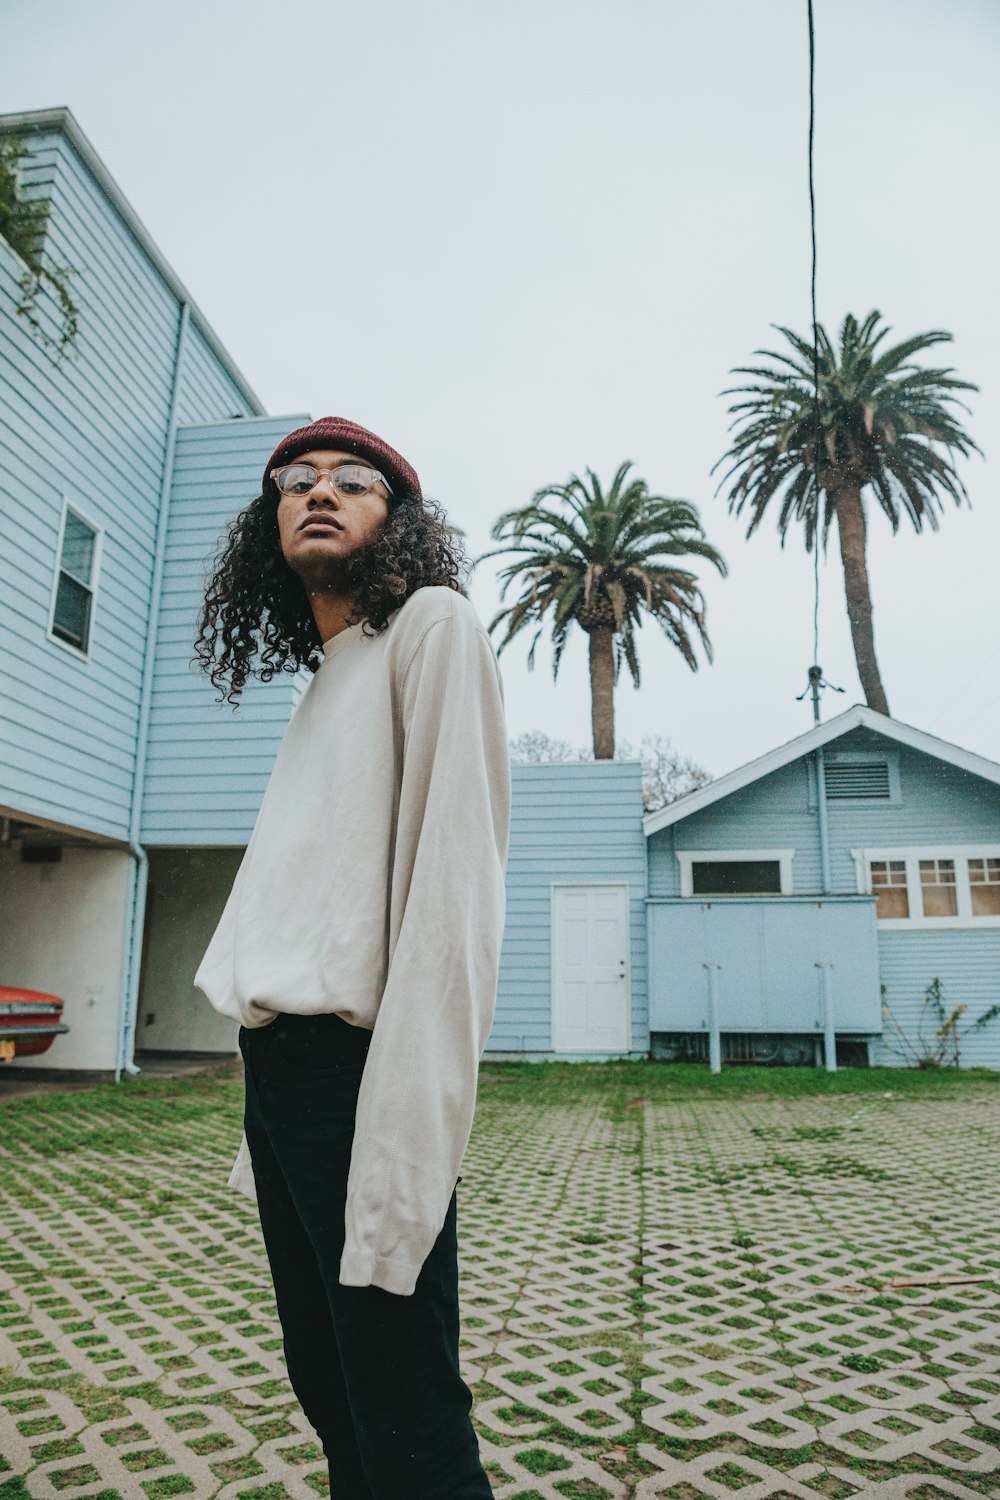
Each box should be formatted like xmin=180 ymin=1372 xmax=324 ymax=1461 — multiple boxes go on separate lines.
xmin=175 ymin=1373 xmax=214 ymax=1390
xmin=823 ymin=1394 xmax=865 ymax=1414
xmin=17 ymin=1413 xmax=64 ymax=1436
xmin=749 ymin=1417 xmax=794 ymax=1437
xmin=165 ymin=1412 xmax=210 ymax=1432
xmin=141 ymin=1479 xmax=196 ymax=1499
xmin=877 ymin=1415 xmax=921 ymax=1435
xmin=121 ymin=1447 xmax=173 ymax=1472
xmin=932 ymin=1438 xmax=980 ymax=1462
xmin=235 ymin=1486 xmax=293 ymax=1500
xmin=103 ymin=1364 xmax=142 ymax=1382
xmin=662 ymin=1409 xmax=705 ymax=1430
xmin=211 ymin=1456 xmax=265 ymax=1483
xmin=302 ymin=1475 xmax=329 ymax=1496
xmin=582 ymin=1378 xmax=618 ymax=1397
xmin=278 ymin=1442 xmax=323 ymax=1465
xmin=31 ymin=1438 xmax=85 ymax=1462
xmin=553 ymin=1482 xmax=612 ymax=1499
xmin=547 ymin=1361 xmax=584 ymax=1378
xmin=495 ymin=1402 xmax=546 ymax=1426
xmin=705 ymin=1399 xmax=746 ymax=1416
xmin=101 ymin=1423 xmax=150 ymax=1447
xmin=3 ymin=1396 xmax=45 ymax=1415
xmin=507 ymin=1492 xmax=546 ymax=1500
xmin=704 ymin=1463 xmax=759 ymax=1490
xmin=840 ymin=1428 xmax=885 ymax=1451
xmin=508 ymin=1370 xmax=545 ymax=1387
xmin=247 ymin=1417 xmax=297 ymax=1441
xmin=657 ymin=1487 xmax=715 ymax=1500
xmin=540 ymin=1387 xmax=578 ymax=1408
xmin=49 ymin=1465 xmax=102 ymax=1491
xmin=514 ymin=1447 xmax=572 ymax=1475
xmin=908 ymin=1403 xmax=952 ymax=1424
xmin=186 ymin=1430 xmax=235 ymax=1456
xmin=803 ymin=1475 xmax=860 ymax=1498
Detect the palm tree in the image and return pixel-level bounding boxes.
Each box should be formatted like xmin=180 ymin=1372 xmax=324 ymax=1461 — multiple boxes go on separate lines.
xmin=714 ymin=311 xmax=980 ymax=716
xmin=477 ymin=463 xmax=726 ymax=759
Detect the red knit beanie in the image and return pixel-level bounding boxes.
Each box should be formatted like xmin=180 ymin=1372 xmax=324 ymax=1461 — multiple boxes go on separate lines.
xmin=263 ymin=417 xmax=422 ymax=506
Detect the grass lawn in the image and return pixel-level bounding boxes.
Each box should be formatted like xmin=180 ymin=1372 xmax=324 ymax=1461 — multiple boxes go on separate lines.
xmin=1 ymin=1060 xmax=998 ymax=1498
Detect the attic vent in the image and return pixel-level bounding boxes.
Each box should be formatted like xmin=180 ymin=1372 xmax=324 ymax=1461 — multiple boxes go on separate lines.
xmin=824 ymin=760 xmax=891 ymax=800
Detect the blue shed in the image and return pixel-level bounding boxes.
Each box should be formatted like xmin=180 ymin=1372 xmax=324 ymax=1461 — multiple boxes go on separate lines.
xmin=644 ymin=706 xmax=1000 ymax=1070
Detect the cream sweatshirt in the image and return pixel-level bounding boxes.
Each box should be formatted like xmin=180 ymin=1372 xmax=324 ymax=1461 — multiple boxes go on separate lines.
xmin=194 ymin=585 xmax=511 ymax=1296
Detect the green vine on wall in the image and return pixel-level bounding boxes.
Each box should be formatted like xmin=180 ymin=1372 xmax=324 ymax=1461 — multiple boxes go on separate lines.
xmin=0 ymin=133 xmax=80 ymax=362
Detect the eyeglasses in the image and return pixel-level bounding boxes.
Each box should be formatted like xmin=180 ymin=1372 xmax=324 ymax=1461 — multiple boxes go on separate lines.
xmin=270 ymin=462 xmax=394 ymax=499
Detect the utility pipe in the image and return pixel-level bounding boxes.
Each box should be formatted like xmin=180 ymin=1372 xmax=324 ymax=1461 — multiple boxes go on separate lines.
xmin=116 ymin=301 xmax=190 ymax=1081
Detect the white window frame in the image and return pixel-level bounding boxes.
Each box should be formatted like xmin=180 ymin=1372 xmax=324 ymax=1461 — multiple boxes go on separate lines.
xmin=677 ymin=848 xmax=795 ymax=898
xmin=851 ymin=844 xmax=1000 ymax=929
xmin=47 ymin=497 xmax=103 ymax=662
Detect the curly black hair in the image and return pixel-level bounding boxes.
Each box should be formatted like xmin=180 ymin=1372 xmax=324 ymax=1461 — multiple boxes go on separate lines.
xmin=193 ymin=487 xmax=470 ymax=705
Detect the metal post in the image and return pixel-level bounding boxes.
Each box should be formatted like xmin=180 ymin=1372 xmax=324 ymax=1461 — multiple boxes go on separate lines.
xmin=815 ymin=746 xmax=832 ymax=894
xmin=704 ymin=963 xmax=722 ymax=1074
xmin=816 ymin=961 xmax=836 ymax=1072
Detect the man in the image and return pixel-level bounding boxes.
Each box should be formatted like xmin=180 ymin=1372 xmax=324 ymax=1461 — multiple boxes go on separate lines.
xmin=193 ymin=416 xmax=510 ymax=1499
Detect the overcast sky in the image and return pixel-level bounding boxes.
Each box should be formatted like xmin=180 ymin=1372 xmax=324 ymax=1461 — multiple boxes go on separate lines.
xmin=7 ymin=0 xmax=999 ymax=777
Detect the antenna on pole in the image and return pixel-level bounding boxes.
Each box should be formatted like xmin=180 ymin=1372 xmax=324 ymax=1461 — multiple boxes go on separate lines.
xmin=797 ymin=663 xmax=844 ymax=724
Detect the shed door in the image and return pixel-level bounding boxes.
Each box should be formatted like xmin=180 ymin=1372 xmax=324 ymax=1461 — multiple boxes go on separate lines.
xmin=551 ymin=884 xmax=630 ymax=1052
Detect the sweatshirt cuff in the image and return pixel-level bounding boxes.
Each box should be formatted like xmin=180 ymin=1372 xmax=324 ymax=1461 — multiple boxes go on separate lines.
xmin=339 ymin=1249 xmax=420 ymax=1298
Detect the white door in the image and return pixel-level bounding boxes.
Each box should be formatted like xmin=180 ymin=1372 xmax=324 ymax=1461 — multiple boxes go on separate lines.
xmin=551 ymin=884 xmax=630 ymax=1053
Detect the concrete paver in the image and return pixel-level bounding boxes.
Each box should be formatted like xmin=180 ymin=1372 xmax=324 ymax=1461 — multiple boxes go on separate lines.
xmin=0 ymin=1073 xmax=997 ymax=1497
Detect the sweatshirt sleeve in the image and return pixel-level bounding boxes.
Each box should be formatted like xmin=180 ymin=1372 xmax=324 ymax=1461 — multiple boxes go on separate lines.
xmin=338 ymin=600 xmax=511 ymax=1296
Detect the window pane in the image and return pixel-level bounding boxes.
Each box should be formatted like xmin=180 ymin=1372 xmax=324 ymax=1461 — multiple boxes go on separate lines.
xmin=970 ymin=856 xmax=1000 ymax=916
xmin=971 ymin=884 xmax=1000 ymax=917
xmin=919 ymin=859 xmax=957 ymax=917
xmin=52 ymin=572 xmax=92 ymax=649
xmin=871 ymin=859 xmax=906 ymax=887
xmin=691 ymin=860 xmax=782 ymax=895
xmin=60 ymin=510 xmax=96 ymax=584
xmin=875 ymin=886 xmax=909 ymax=919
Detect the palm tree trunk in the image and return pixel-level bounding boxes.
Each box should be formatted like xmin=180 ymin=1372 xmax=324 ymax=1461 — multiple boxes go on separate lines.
xmin=833 ymin=484 xmax=890 ymax=717
xmin=588 ymin=626 xmax=615 ymax=759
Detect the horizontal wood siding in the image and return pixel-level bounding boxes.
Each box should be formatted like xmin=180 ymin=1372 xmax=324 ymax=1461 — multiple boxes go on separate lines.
xmin=490 ymin=761 xmax=648 ymax=1054
xmin=140 ymin=416 xmax=309 ymax=844
xmin=648 ymin=758 xmax=821 ymax=896
xmin=0 ymin=126 xmax=256 ymax=841
xmin=823 ymin=728 xmax=1000 ymax=887
xmin=873 ymin=930 xmax=1000 ymax=1070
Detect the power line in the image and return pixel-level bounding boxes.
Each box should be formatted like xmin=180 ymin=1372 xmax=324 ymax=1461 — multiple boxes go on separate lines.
xmin=798 ymin=0 xmax=842 ymax=724
xmin=808 ymin=0 xmax=820 ymax=670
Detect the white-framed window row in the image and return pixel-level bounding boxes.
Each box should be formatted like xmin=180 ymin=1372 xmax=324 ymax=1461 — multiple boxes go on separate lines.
xmin=677 ymin=849 xmax=795 ymax=898
xmin=852 ymin=845 xmax=1000 ymax=929
xmin=47 ymin=498 xmax=103 ymax=661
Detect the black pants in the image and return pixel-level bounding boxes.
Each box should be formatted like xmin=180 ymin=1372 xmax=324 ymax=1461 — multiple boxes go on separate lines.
xmin=239 ymin=1013 xmax=493 ymax=1500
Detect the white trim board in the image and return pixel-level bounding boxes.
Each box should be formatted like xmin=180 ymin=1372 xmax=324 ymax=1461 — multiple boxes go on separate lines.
xmin=644 ymin=706 xmax=1000 ymax=837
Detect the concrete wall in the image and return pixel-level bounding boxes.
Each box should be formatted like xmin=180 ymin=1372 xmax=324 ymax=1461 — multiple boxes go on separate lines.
xmin=136 ymin=848 xmax=242 ymax=1054
xmin=0 ymin=844 xmax=130 ymax=1071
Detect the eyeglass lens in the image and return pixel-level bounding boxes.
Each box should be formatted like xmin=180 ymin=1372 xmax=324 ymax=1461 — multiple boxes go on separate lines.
xmin=276 ymin=463 xmax=378 ymax=498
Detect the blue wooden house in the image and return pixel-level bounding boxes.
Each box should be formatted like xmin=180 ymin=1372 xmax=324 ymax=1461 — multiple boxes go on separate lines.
xmin=3 ymin=110 xmax=998 ymax=1079
xmin=643 ymin=707 xmax=1000 ymax=1071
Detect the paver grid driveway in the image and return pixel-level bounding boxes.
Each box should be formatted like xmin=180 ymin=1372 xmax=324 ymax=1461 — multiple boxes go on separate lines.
xmin=0 ymin=1063 xmax=998 ymax=1500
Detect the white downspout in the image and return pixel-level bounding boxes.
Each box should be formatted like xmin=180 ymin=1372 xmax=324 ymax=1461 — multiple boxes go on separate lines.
xmin=116 ymin=301 xmax=190 ymax=1081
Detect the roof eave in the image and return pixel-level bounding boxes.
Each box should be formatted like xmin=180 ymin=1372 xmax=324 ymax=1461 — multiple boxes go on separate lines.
xmin=643 ymin=704 xmax=1000 ymax=836
xmin=0 ymin=106 xmax=265 ymax=416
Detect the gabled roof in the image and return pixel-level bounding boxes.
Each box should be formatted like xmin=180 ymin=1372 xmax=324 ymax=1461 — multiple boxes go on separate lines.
xmin=0 ymin=107 xmax=264 ymax=416
xmin=643 ymin=705 xmax=1000 ymax=837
